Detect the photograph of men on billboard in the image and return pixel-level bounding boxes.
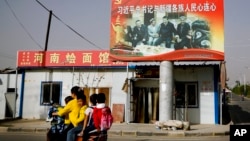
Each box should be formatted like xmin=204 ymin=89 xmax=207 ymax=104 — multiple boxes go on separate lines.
xmin=110 ymin=0 xmax=224 ymax=61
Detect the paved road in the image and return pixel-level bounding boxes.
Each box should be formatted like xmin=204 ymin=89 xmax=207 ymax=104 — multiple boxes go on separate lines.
xmin=0 ymin=132 xmax=45 ymax=141
xmin=0 ymin=132 xmax=229 ymax=141
xmin=228 ymin=93 xmax=250 ymax=124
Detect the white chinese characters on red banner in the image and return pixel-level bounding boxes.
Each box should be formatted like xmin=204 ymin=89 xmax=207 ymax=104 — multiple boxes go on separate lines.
xmin=17 ymin=50 xmax=127 ymax=67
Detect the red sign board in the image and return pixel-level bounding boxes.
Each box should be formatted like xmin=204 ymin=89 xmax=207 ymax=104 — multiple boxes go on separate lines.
xmin=17 ymin=50 xmax=127 ymax=68
xmin=110 ymin=0 xmax=224 ymax=61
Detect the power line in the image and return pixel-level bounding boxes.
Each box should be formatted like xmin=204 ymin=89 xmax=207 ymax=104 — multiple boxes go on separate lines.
xmin=4 ymin=0 xmax=44 ymax=50
xmin=35 ymin=0 xmax=103 ymax=50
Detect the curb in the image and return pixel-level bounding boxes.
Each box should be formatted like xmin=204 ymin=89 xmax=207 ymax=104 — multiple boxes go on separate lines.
xmin=0 ymin=127 xmax=8 ymax=132
xmin=108 ymin=130 xmax=229 ymax=137
xmin=4 ymin=127 xmax=48 ymax=133
xmin=1 ymin=127 xmax=229 ymax=137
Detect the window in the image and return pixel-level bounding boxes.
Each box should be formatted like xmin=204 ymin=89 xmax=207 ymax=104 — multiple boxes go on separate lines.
xmin=175 ymin=82 xmax=198 ymax=108
xmin=40 ymin=81 xmax=62 ymax=105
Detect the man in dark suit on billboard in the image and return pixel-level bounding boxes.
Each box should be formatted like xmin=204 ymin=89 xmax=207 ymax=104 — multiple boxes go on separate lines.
xmin=132 ymin=20 xmax=148 ymax=47
xmin=175 ymin=16 xmax=192 ymax=49
xmin=155 ymin=16 xmax=176 ymax=48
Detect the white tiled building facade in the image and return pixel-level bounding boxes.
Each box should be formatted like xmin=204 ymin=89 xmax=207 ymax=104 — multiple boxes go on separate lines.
xmin=0 ymin=64 xmax=220 ymax=124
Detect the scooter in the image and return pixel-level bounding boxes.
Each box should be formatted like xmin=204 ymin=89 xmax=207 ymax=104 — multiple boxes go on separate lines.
xmin=76 ymin=129 xmax=107 ymax=141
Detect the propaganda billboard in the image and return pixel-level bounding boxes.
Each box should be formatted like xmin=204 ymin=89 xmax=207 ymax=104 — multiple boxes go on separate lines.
xmin=110 ymin=0 xmax=224 ymax=61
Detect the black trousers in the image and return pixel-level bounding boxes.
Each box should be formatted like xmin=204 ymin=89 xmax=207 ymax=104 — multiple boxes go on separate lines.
xmin=82 ymin=125 xmax=96 ymax=141
xmin=47 ymin=123 xmax=73 ymax=141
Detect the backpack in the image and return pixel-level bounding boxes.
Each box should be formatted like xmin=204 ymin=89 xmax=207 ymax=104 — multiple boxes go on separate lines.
xmin=100 ymin=107 xmax=113 ymax=131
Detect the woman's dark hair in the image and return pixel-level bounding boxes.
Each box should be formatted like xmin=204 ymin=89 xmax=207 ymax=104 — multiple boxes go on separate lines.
xmin=71 ymin=86 xmax=80 ymax=94
xmin=97 ymin=93 xmax=106 ymax=103
xmin=64 ymin=96 xmax=73 ymax=104
xmin=76 ymin=89 xmax=86 ymax=101
xmin=90 ymin=93 xmax=98 ymax=106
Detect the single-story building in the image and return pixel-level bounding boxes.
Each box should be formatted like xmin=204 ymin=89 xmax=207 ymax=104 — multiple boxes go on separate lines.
xmin=0 ymin=58 xmax=222 ymax=124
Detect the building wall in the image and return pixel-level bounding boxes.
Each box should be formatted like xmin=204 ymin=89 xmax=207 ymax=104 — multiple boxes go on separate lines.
xmin=0 ymin=73 xmax=22 ymax=120
xmin=198 ymin=67 xmax=216 ymax=124
xmin=0 ymin=66 xmax=218 ymax=124
xmin=22 ymin=68 xmax=131 ymax=120
xmin=0 ymin=74 xmax=8 ymax=119
xmin=174 ymin=66 xmax=216 ymax=124
xmin=22 ymin=70 xmax=51 ymax=119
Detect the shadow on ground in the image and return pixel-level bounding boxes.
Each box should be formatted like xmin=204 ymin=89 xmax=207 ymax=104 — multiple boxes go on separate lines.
xmin=228 ymin=104 xmax=250 ymax=124
xmin=222 ymin=104 xmax=231 ymax=124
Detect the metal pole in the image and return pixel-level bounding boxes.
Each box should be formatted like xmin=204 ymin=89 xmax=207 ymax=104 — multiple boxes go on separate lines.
xmin=13 ymin=68 xmax=18 ymax=118
xmin=244 ymin=74 xmax=246 ymax=96
xmin=220 ymin=91 xmax=222 ymax=125
xmin=220 ymin=88 xmax=225 ymax=125
xmin=126 ymin=63 xmax=130 ymax=123
xmin=185 ymin=90 xmax=188 ymax=121
xmin=44 ymin=10 xmax=52 ymax=51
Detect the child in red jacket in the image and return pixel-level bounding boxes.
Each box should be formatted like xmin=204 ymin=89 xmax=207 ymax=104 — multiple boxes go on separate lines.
xmin=83 ymin=93 xmax=112 ymax=141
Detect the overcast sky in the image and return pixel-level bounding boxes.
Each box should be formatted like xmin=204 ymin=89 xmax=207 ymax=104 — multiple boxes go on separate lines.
xmin=1 ymin=0 xmax=250 ymax=88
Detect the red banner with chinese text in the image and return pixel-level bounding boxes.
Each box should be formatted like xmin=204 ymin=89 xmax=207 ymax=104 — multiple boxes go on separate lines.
xmin=17 ymin=50 xmax=127 ymax=68
xmin=110 ymin=0 xmax=224 ymax=61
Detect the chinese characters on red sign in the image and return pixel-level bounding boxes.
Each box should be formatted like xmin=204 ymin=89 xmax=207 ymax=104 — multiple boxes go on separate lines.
xmin=17 ymin=50 xmax=127 ymax=67
xmin=117 ymin=2 xmax=217 ymax=15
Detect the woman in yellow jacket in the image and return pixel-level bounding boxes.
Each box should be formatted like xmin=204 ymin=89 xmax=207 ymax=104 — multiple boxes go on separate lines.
xmin=63 ymin=96 xmax=74 ymax=126
xmin=67 ymin=90 xmax=88 ymax=141
xmin=53 ymin=86 xmax=82 ymax=141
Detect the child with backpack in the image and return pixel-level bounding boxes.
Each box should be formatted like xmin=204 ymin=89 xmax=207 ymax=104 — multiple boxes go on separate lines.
xmin=84 ymin=93 xmax=113 ymax=141
xmin=78 ymin=93 xmax=98 ymax=140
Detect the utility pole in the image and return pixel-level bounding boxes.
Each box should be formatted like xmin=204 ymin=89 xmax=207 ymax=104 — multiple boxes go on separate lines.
xmin=44 ymin=10 xmax=52 ymax=51
xmin=244 ymin=74 xmax=246 ymax=95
